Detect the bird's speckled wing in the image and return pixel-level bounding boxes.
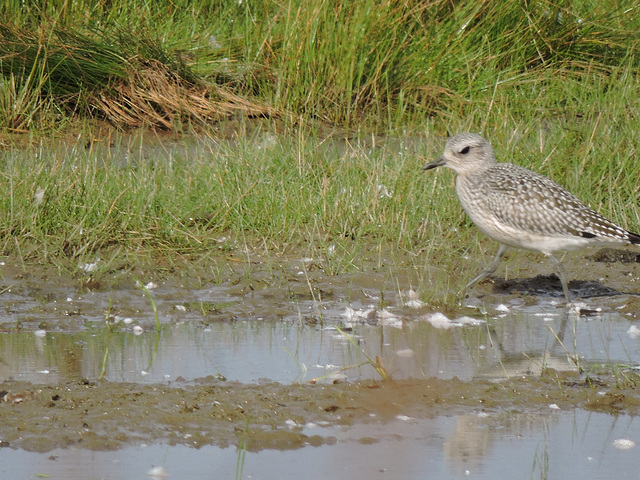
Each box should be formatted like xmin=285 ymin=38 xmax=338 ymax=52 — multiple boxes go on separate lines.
xmin=476 ymin=164 xmax=628 ymax=240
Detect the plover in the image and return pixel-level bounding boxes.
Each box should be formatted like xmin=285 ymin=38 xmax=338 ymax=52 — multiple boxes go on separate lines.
xmin=423 ymin=132 xmax=640 ymax=302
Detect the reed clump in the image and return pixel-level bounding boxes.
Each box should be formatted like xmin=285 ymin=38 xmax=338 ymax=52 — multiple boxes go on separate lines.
xmin=0 ymin=0 xmax=637 ymax=131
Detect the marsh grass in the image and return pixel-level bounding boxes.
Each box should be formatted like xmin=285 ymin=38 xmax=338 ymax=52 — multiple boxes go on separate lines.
xmin=0 ymin=0 xmax=639 ymax=130
xmin=1 ymin=96 xmax=640 ymax=305
xmin=0 ymin=128 xmax=437 ymax=264
xmin=0 ymin=1 xmax=639 ymax=305
xmin=0 ymin=16 xmax=268 ymax=132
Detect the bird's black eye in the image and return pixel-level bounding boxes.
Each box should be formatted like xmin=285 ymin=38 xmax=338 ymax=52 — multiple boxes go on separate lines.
xmin=460 ymin=146 xmax=470 ymax=154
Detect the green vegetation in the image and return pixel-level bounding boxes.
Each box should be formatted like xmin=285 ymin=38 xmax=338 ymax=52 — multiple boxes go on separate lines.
xmin=0 ymin=0 xmax=638 ymax=131
xmin=0 ymin=0 xmax=639 ymax=302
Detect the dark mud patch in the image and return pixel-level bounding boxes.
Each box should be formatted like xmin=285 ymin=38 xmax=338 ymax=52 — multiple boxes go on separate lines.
xmin=466 ymin=247 xmax=640 ymax=301
xmin=490 ymin=274 xmax=623 ymax=298
xmin=2 ymin=371 xmax=640 ymax=453
xmin=591 ymin=247 xmax=640 ymax=264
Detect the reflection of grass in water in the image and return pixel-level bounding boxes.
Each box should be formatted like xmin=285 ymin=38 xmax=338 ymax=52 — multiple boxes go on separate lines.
xmin=98 ymin=332 xmax=161 ymax=381
xmin=99 ymin=298 xmax=116 ymax=380
xmin=100 ymin=295 xmax=161 ymax=380
xmin=531 ymin=442 xmax=550 ymax=480
xmin=547 ymin=321 xmax=580 ymax=371
xmin=135 ymin=279 xmax=161 ymax=332
xmin=297 ymin=251 xmax=390 ymax=381
xmin=99 ymin=340 xmax=109 ymax=381
xmin=282 ymin=345 xmax=308 ymax=380
xmin=235 ymin=417 xmax=250 ymax=480
xmin=181 ymin=301 xmax=237 ymax=317
xmin=332 ymin=326 xmax=389 ymax=381
xmin=280 ymin=320 xmax=390 ymax=383
xmin=583 ymin=315 xmax=640 ymax=388
xmin=0 ymin=330 xmax=85 ymax=380
xmin=0 ymin=324 xmax=157 ymax=383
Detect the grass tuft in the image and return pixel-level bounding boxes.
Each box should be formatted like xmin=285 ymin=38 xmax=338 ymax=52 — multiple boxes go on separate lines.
xmin=0 ymin=0 xmax=638 ymax=130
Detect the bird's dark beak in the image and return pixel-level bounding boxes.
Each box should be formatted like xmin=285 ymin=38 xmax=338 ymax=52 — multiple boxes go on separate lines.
xmin=422 ymin=156 xmax=445 ymax=171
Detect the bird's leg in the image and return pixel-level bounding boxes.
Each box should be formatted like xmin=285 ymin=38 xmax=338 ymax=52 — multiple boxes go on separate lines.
xmin=458 ymin=244 xmax=508 ymax=302
xmin=547 ymin=254 xmax=572 ymax=304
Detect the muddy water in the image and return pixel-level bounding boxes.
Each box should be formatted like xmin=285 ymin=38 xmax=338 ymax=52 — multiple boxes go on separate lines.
xmin=1 ymin=250 xmax=640 ymax=479
xmin=2 ymin=410 xmax=640 ymax=479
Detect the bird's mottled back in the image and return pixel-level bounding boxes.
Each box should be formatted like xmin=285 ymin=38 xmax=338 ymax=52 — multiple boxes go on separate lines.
xmin=460 ymin=162 xmax=631 ymax=243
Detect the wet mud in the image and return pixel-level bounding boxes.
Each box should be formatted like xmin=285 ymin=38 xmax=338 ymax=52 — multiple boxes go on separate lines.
xmin=1 ymin=245 xmax=640 ymax=456
xmin=2 ymin=370 xmax=640 ymax=453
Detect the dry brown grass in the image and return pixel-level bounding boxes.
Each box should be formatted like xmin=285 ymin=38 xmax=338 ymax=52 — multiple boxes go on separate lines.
xmin=92 ymin=60 xmax=273 ymax=130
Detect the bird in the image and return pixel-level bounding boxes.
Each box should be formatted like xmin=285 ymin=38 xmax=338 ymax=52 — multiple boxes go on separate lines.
xmin=423 ymin=132 xmax=640 ymax=303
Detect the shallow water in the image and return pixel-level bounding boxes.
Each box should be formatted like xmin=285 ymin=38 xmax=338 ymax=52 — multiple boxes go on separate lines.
xmin=2 ymin=291 xmax=639 ymax=385
xmin=1 ymin=254 xmax=640 ymax=479
xmin=2 ymin=409 xmax=638 ymax=479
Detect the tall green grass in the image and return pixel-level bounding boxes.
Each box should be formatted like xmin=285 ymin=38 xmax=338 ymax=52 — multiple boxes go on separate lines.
xmin=0 ymin=84 xmax=638 ymax=283
xmin=0 ymin=0 xmax=638 ymax=131
xmin=0 ymin=128 xmax=440 ymax=264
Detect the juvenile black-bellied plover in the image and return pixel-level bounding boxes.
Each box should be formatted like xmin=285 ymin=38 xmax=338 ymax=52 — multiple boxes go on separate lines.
xmin=424 ymin=132 xmax=640 ymax=303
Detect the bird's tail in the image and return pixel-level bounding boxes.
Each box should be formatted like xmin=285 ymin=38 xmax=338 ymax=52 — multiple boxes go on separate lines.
xmin=629 ymin=231 xmax=640 ymax=245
